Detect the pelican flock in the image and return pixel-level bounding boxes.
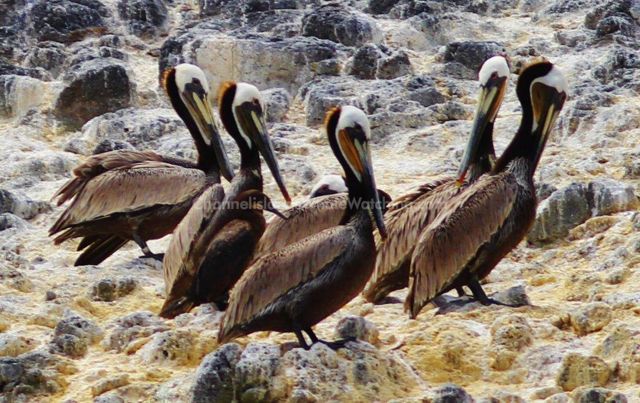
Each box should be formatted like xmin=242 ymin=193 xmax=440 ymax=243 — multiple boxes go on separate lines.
xmin=51 ymin=57 xmax=568 ymax=351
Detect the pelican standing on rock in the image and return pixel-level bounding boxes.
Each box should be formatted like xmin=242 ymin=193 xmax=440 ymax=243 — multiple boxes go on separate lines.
xmin=49 ymin=64 xmax=234 ymax=266
xmin=160 ymin=82 xmax=291 ymax=319
xmin=218 ymin=105 xmax=387 ymax=349
xmin=362 ymin=56 xmax=510 ymax=303
xmin=405 ymin=61 xmax=568 ymax=318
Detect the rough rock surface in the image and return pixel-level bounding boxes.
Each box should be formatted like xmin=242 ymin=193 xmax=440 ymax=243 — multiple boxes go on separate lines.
xmin=0 ymin=0 xmax=638 ymax=401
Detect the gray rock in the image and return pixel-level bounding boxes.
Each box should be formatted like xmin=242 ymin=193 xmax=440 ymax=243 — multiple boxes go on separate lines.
xmin=443 ymin=41 xmax=506 ymax=79
xmin=118 ymin=0 xmax=168 ymax=38
xmin=433 ymin=383 xmax=474 ymax=403
xmin=527 ymin=183 xmax=591 ymax=244
xmin=191 ymin=343 xmax=242 ymax=403
xmin=0 ymin=75 xmax=48 ymax=118
xmin=90 ymin=278 xmax=137 ymax=302
xmin=587 ymin=179 xmax=638 ymax=216
xmin=536 ymin=183 xmax=558 ymax=202
xmin=67 ymin=45 xmax=129 ymax=67
xmin=102 ymin=311 xmax=169 ymax=353
xmin=348 ymin=44 xmax=382 ymax=79
xmin=0 ymin=213 xmax=29 ymax=231
xmin=377 ymin=50 xmax=413 ymax=79
xmin=234 ymin=343 xmax=280 ymax=401
xmin=93 ymin=139 xmax=136 ymax=155
xmin=585 ymin=0 xmax=638 ymax=40
xmin=263 ymin=88 xmax=291 ymax=123
xmin=301 ymin=4 xmax=383 ymax=47
xmin=574 ymin=388 xmax=628 ymax=403
xmin=335 ymin=316 xmax=379 ymax=345
xmin=0 ymin=61 xmax=49 ymax=80
xmin=24 ymin=42 xmax=68 ymax=78
xmin=77 ymin=107 xmax=184 ymax=152
xmin=55 ymin=59 xmax=134 ymax=129
xmin=29 ymin=0 xmax=110 ymax=44
xmin=592 ymin=48 xmax=640 ymax=92
xmin=198 ymin=0 xmax=307 ymax=17
xmin=0 ymin=351 xmax=72 ymax=399
xmin=368 ymin=0 xmax=400 ymax=14
xmin=50 ymin=312 xmax=103 ymax=358
xmin=0 ymin=189 xmax=51 ymax=220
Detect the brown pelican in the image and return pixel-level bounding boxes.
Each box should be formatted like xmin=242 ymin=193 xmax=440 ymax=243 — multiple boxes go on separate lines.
xmin=362 ymin=55 xmax=510 ymax=303
xmin=160 ymin=82 xmax=290 ymax=319
xmin=405 ymin=61 xmax=568 ymax=318
xmin=309 ymin=174 xmax=348 ymax=197
xmin=49 ymin=64 xmax=234 ymax=266
xmin=218 ymin=105 xmax=386 ymax=349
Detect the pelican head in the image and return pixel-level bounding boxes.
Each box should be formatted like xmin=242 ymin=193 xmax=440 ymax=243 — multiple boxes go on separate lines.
xmin=457 ymin=55 xmax=510 ymax=183
xmin=309 ymin=175 xmax=348 ymax=198
xmin=325 ymin=106 xmax=387 ymax=239
xmin=163 ymin=63 xmax=234 ymax=181
xmin=218 ymin=81 xmax=291 ymax=205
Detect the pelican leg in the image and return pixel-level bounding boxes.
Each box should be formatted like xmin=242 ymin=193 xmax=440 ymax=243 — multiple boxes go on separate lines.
xmin=467 ymin=277 xmax=515 ymax=307
xmin=294 ymin=325 xmax=310 ymax=350
xmin=133 ymin=233 xmax=164 ymax=261
xmin=305 ymin=327 xmax=354 ymax=350
xmin=455 ymin=286 xmax=467 ymax=297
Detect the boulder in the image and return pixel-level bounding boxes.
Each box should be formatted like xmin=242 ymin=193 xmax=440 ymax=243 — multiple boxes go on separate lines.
xmin=376 ymin=50 xmax=413 ymax=79
xmin=198 ymin=0 xmax=307 ymax=17
xmin=301 ymin=4 xmax=383 ymax=47
xmin=569 ymin=302 xmax=612 ymax=336
xmin=556 ymin=353 xmax=611 ymax=392
xmin=0 ymin=75 xmax=49 ymax=119
xmin=49 ymin=312 xmax=104 ymax=358
xmin=118 ymin=0 xmax=168 ymax=38
xmin=347 ymin=44 xmax=383 ymax=79
xmin=443 ymin=41 xmax=506 ymax=79
xmin=29 ymin=0 xmax=110 ymax=43
xmin=191 ymin=343 xmax=242 ymax=403
xmin=587 ymin=179 xmax=638 ymax=216
xmin=24 ymin=42 xmax=68 ymax=78
xmin=0 ymin=351 xmax=75 ymax=399
xmin=89 ymin=278 xmax=138 ymax=302
xmin=0 ymin=189 xmax=51 ymax=220
xmin=54 ymin=59 xmax=134 ymax=129
xmin=102 ymin=311 xmax=169 ymax=353
xmin=262 ymin=88 xmax=291 ymax=123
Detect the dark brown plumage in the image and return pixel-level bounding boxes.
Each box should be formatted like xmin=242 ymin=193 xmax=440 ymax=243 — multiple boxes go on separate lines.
xmin=49 ymin=64 xmax=233 ymax=265
xmin=160 ymin=81 xmax=290 ymax=319
xmin=219 ymin=105 xmax=387 ymax=349
xmin=405 ymin=61 xmax=568 ymax=318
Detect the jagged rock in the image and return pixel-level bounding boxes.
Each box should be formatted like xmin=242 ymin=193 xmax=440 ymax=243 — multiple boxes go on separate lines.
xmin=234 ymin=342 xmax=280 ymax=400
xmin=50 ymin=312 xmax=103 ymax=358
xmin=0 ymin=61 xmax=49 ymax=80
xmin=102 ymin=311 xmax=169 ymax=353
xmin=527 ymin=183 xmax=591 ymax=244
xmin=569 ymin=302 xmax=612 ymax=336
xmin=0 ymin=75 xmax=49 ymax=118
xmin=90 ymin=278 xmax=137 ymax=302
xmin=55 ymin=59 xmax=134 ymax=129
xmin=263 ymin=88 xmax=291 ymax=123
xmin=0 ymin=351 xmax=75 ymax=399
xmin=29 ymin=0 xmax=110 ymax=44
xmin=592 ymin=48 xmax=640 ymax=91
xmin=75 ymin=107 xmax=185 ymax=152
xmin=301 ymin=4 xmax=383 ymax=47
xmin=368 ymin=0 xmax=401 ymax=14
xmin=198 ymin=0 xmax=307 ymax=17
xmin=443 ymin=41 xmax=506 ymax=79
xmin=137 ymin=329 xmax=209 ymax=365
xmin=118 ymin=0 xmax=168 ymax=38
xmin=92 ymin=139 xmax=136 ymax=154
xmin=191 ymin=343 xmax=242 ymax=403
xmin=490 ymin=315 xmax=533 ymax=352
xmin=556 ymin=353 xmax=611 ymax=392
xmin=587 ymin=179 xmax=638 ymax=217
xmin=432 ymin=383 xmax=474 ymax=402
xmin=91 ymin=374 xmax=130 ymax=398
xmin=377 ymin=50 xmax=413 ymax=79
xmin=0 ymin=333 xmax=36 ymax=357
xmin=0 ymin=189 xmax=51 ymax=220
xmin=0 ymin=213 xmax=29 ymax=231
xmin=24 ymin=42 xmax=68 ymax=78
xmin=573 ymin=387 xmax=628 ymax=402
xmin=67 ymin=46 xmax=129 ymax=67
xmin=348 ymin=44 xmax=382 ymax=79
xmin=335 ymin=316 xmax=380 ymax=345
xmin=585 ymin=0 xmax=638 ymax=39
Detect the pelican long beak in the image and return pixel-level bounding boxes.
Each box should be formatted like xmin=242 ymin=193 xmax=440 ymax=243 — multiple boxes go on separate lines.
xmin=457 ymin=76 xmax=507 ymax=183
xmin=182 ymin=88 xmax=234 ymax=181
xmin=339 ymin=127 xmax=387 ymax=239
xmin=531 ymin=83 xmax=567 ymax=172
xmin=234 ymin=102 xmax=291 ymax=205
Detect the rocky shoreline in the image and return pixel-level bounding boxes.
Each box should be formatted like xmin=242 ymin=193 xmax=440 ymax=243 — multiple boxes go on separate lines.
xmin=1 ymin=0 xmax=639 ymax=401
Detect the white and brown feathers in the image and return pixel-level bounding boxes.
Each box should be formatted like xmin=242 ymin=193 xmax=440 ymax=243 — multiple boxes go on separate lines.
xmin=404 ymin=174 xmax=517 ymax=318
xmin=253 ymin=193 xmax=347 ymax=257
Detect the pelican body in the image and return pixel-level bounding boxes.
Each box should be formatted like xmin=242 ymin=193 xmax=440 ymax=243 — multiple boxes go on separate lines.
xmin=363 ymin=56 xmax=510 ymax=303
xmin=406 ymin=61 xmax=568 ymax=317
xmin=160 ymin=82 xmax=290 ymax=319
xmin=219 ymin=106 xmax=387 ymax=349
xmin=49 ymin=64 xmax=233 ymax=266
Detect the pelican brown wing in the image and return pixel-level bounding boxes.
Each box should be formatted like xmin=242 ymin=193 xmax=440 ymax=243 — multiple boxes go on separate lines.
xmin=254 ymin=193 xmax=347 ymax=258
xmin=162 ymin=184 xmax=225 ymax=295
xmin=405 ymin=173 xmax=518 ymax=318
xmin=362 ymin=179 xmax=463 ymax=302
xmin=219 ymin=225 xmax=351 ymax=342
xmin=51 ymin=150 xmax=170 ymax=206
xmin=385 ymin=177 xmax=451 ymax=214
xmin=49 ymin=162 xmax=207 ymax=237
